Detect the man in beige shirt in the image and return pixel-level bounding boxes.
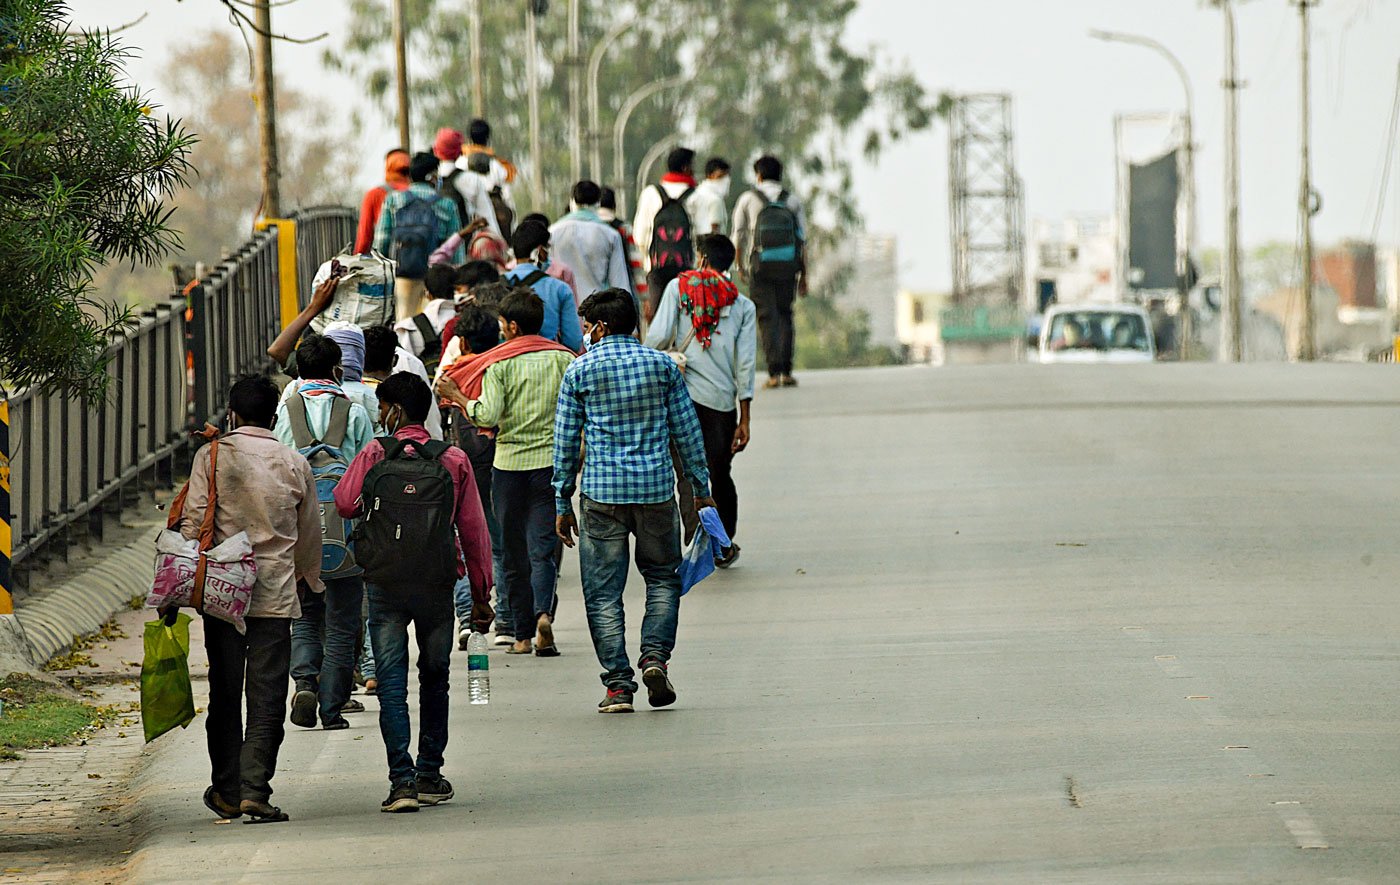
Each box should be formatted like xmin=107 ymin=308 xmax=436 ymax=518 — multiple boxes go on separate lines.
xmin=179 ymin=375 xmax=321 ymax=823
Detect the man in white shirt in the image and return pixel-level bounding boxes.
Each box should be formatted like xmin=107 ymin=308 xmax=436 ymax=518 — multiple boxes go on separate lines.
xmin=549 ymin=181 xmax=633 ymax=302
xmin=632 ymin=147 xmax=704 ymax=322
xmin=689 ymin=157 xmax=732 ymax=237
xmin=433 ymin=128 xmax=501 ymax=237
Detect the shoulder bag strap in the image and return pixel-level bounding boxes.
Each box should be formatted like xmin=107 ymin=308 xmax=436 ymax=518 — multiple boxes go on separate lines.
xmin=286 ymin=392 xmax=317 ymax=448
xmin=413 ymin=313 xmax=436 ymax=347
xmin=323 ymin=397 xmax=351 ymax=449
xmin=192 ymin=439 xmax=220 ymax=612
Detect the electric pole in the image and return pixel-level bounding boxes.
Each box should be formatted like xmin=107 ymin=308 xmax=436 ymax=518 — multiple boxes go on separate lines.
xmin=1296 ymin=0 xmax=1319 ymax=361
xmin=568 ymin=0 xmax=582 ymax=184
xmin=392 ymin=0 xmax=411 ymax=150
xmin=525 ymin=1 xmax=544 ymax=209
xmin=1218 ymin=0 xmax=1244 ymax=362
xmin=253 ymin=0 xmax=281 ymax=218
xmin=470 ymin=0 xmax=484 ymax=117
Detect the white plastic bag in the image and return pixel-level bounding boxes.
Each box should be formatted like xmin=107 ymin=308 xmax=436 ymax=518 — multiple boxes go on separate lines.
xmin=309 ymin=250 xmax=396 ymax=332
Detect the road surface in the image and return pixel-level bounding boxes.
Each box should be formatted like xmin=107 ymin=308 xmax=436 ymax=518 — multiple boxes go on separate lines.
xmin=129 ymin=364 xmax=1400 ymax=883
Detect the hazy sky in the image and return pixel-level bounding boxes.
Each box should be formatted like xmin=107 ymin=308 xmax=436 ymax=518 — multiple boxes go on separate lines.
xmin=72 ymin=0 xmax=1400 ymax=292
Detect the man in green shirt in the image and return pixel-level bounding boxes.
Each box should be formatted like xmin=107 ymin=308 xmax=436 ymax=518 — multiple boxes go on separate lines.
xmin=448 ymin=289 xmax=574 ymax=656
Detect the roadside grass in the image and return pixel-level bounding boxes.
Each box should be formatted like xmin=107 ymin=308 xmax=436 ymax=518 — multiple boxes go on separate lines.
xmin=0 ymin=674 xmax=99 ymax=761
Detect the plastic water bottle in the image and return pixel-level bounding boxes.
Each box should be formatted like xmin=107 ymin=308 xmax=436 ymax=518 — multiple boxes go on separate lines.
xmin=467 ymin=632 xmax=490 ymax=705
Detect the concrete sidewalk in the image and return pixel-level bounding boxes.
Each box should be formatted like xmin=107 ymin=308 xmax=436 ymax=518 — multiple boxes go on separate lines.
xmin=126 ymin=364 xmax=1400 ymax=882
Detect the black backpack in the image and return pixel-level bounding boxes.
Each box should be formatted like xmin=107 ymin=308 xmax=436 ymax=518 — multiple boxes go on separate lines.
xmin=648 ymin=185 xmax=695 ymax=273
xmin=489 ymin=185 xmax=515 ymax=240
xmin=351 ymin=438 xmax=458 ymax=589
xmin=438 ymin=169 xmax=471 ymax=229
xmin=412 ymin=314 xmax=443 ymax=375
xmin=750 ymin=189 xmax=803 ymax=283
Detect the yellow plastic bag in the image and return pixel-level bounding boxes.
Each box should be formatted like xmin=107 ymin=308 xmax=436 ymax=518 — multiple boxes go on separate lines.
xmin=141 ymin=613 xmax=196 ymax=743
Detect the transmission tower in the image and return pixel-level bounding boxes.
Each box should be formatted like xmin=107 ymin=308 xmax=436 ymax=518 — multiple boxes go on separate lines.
xmin=948 ymin=94 xmax=1026 ymax=305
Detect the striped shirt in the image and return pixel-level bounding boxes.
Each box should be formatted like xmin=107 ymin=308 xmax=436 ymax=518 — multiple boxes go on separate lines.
xmin=553 ymin=334 xmax=710 ymax=515
xmin=465 ymin=349 xmax=575 ymax=472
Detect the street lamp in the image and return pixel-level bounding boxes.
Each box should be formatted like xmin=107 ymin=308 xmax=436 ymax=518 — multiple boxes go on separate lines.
xmin=1090 ymin=28 xmax=1196 ymax=361
xmin=587 ymin=18 xmax=637 ymax=181
xmin=612 ymin=75 xmax=686 ymax=217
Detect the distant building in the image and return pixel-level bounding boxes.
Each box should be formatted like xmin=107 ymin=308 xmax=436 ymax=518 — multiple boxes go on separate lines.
xmin=825 ymin=233 xmax=901 ymax=351
xmin=897 ymin=290 xmax=946 ymax=364
xmin=1027 ymin=216 xmax=1117 ymax=310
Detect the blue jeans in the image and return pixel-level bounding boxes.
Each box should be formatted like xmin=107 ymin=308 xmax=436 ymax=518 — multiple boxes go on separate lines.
xmin=578 ymin=497 xmax=682 ymax=693
xmin=493 ymin=467 xmax=559 ymax=640
xmin=367 ymin=584 xmax=455 ymax=788
xmin=289 ymin=574 xmax=364 ymax=724
xmin=454 ymin=469 xmax=510 ymax=635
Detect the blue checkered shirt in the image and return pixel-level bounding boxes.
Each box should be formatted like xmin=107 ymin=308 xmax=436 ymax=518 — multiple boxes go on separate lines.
xmin=553 ymin=334 xmax=711 ymax=515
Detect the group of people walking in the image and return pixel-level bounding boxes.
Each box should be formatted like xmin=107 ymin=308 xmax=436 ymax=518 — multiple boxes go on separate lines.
xmin=172 ymin=118 xmax=807 ymax=820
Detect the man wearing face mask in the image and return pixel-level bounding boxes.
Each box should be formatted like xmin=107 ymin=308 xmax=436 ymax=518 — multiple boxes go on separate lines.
xmin=549 ymin=180 xmax=633 ymax=306
xmin=690 ymin=157 xmax=732 ymax=237
xmin=272 ymin=334 xmax=377 ymax=731
xmin=503 ymin=221 xmax=584 ymax=353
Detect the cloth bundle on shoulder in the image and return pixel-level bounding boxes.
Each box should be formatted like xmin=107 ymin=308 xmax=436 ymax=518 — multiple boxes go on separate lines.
xmin=309 ymin=249 xmax=397 ymax=332
xmin=146 ymin=431 xmax=258 ymax=633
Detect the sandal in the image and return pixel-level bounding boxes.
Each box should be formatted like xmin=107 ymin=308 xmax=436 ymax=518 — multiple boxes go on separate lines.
xmin=203 ymin=786 xmax=242 ymax=820
xmin=240 ymin=799 xmax=289 ymax=824
xmin=534 ymin=645 xmax=561 ymax=658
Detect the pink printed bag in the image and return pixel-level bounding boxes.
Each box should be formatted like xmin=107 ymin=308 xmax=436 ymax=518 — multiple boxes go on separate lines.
xmin=147 ymin=431 xmax=258 ymax=633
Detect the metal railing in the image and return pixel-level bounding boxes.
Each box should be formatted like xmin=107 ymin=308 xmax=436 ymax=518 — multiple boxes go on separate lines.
xmin=7 ymin=206 xmax=357 ymax=569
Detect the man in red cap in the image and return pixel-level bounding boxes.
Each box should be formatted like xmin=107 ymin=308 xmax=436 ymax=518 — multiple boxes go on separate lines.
xmin=355 ymin=148 xmax=411 ymax=255
xmin=435 ymin=127 xmax=502 ymax=239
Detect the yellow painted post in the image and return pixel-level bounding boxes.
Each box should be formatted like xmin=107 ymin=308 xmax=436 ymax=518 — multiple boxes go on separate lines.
xmin=255 ymin=218 xmax=300 ymax=329
xmin=0 ymin=396 xmax=12 ymax=615
xmin=1392 ymin=335 xmax=1400 ymax=364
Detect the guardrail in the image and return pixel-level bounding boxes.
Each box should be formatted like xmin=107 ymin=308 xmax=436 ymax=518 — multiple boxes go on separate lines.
xmin=6 ymin=206 xmax=356 ymax=574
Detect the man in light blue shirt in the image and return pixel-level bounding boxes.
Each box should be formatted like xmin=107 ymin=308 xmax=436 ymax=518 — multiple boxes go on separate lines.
xmin=504 ymin=221 xmax=584 ymax=352
xmin=549 ymin=180 xmax=633 ymax=303
xmin=642 ymin=233 xmax=755 ymax=562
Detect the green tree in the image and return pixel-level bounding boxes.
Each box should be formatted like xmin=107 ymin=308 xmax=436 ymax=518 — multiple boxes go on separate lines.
xmin=0 ymin=0 xmax=194 ymax=400
xmin=331 ymin=0 xmax=937 ymax=224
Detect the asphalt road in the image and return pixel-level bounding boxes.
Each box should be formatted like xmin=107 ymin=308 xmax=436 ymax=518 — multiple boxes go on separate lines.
xmin=128 ymin=364 xmax=1400 ymax=883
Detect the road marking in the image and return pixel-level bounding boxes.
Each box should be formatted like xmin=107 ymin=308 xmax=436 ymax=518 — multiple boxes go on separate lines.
xmin=1279 ymin=809 xmax=1331 ymax=849
xmin=1154 ymin=654 xmax=1191 ymax=678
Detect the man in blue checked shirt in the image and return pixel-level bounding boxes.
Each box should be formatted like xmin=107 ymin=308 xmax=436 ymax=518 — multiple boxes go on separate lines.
xmin=554 ymin=288 xmax=715 ymax=714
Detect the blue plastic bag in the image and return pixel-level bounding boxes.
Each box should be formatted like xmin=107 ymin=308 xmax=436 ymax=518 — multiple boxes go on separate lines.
xmin=679 ymin=507 xmax=732 ymax=596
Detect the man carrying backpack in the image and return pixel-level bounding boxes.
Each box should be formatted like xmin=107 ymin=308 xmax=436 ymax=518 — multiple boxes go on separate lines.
xmin=598 ymin=187 xmax=647 ymax=310
xmin=273 ymin=335 xmax=377 ymax=731
xmin=731 ymin=155 xmax=807 ymax=389
xmin=433 ymin=128 xmax=502 ymax=238
xmin=633 ymin=148 xmax=703 ymax=323
xmin=394 ymin=264 xmax=458 ymax=377
xmin=355 ymin=148 xmax=411 ymax=256
xmin=374 ymin=151 xmax=463 ymax=322
xmin=463 ymin=119 xmax=517 ymax=239
xmin=503 ymin=222 xmax=584 ymax=353
xmin=334 ymin=373 xmax=493 ymax=814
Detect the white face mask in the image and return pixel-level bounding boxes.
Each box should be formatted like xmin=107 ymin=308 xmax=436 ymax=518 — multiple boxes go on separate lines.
xmin=712 ymin=176 xmax=731 ymax=198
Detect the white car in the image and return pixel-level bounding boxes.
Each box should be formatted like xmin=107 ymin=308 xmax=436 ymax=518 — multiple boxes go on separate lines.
xmin=1038 ymin=304 xmax=1156 ymax=364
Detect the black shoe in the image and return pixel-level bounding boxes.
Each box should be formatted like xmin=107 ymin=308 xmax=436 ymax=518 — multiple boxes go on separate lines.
xmin=641 ymin=661 xmax=677 ymax=708
xmin=290 ymin=688 xmax=317 ymax=729
xmin=415 ymin=774 xmax=454 ymax=806
xmin=322 ymin=717 xmax=349 ymax=731
xmin=715 ymin=543 xmax=741 ymax=569
xmin=381 ymin=783 xmax=420 ymax=813
xmin=597 ymin=688 xmax=634 ymax=713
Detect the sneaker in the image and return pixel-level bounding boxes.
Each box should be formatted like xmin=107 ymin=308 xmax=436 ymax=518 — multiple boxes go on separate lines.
xmin=341 ymin=698 xmax=366 ymax=714
xmin=381 ymin=783 xmax=420 ymax=813
xmin=415 ymin=774 xmax=454 ymax=806
xmin=289 ymin=687 xmax=317 ymax=729
xmin=597 ymin=688 xmax=634 ymax=714
xmin=641 ymin=660 xmax=677 ymax=708
xmin=715 ymin=543 xmax=742 ymax=569
xmin=493 ymin=633 xmax=514 ymax=647
xmin=458 ymin=628 xmax=472 ymax=651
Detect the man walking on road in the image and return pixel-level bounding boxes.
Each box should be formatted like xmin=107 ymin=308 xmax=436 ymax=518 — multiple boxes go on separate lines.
xmin=183 ymin=375 xmax=322 ymax=824
xmin=374 ymin=151 xmax=463 ymax=321
xmin=731 ymin=155 xmax=807 ymax=388
xmin=550 ymin=181 xmax=633 ymax=303
xmin=355 ymin=148 xmax=410 ymax=256
xmin=504 ymin=221 xmax=584 ymax=352
xmin=334 ymin=373 xmax=493 ymax=814
xmin=273 ymin=335 xmax=375 ymax=732
xmin=438 ymin=290 xmax=575 ymax=657
xmin=633 ymin=148 xmax=702 ymax=322
xmin=691 ymin=157 xmax=732 ymax=236
xmin=643 ymin=234 xmax=755 ymax=561
xmin=554 ymin=289 xmax=714 ymax=713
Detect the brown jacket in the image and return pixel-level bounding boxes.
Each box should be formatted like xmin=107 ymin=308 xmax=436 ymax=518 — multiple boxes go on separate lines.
xmin=179 ymin=427 xmax=322 ymax=619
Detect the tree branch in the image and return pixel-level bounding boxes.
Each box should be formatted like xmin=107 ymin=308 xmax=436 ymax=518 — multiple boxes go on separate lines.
xmin=195 ymin=0 xmax=329 ymax=44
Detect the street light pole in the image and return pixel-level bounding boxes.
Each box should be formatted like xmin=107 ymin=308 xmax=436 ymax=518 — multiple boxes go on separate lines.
xmin=1296 ymin=0 xmax=1319 ymax=361
xmin=1218 ymin=0 xmax=1244 ymax=362
xmin=568 ymin=0 xmax=582 ymax=184
xmin=1089 ymin=29 xmax=1196 ymax=361
xmin=391 ymin=0 xmax=411 ymax=150
xmin=525 ymin=1 xmax=543 ymax=209
xmin=613 ymin=75 xmax=686 ymax=217
xmin=587 ymin=18 xmax=637 ymax=181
